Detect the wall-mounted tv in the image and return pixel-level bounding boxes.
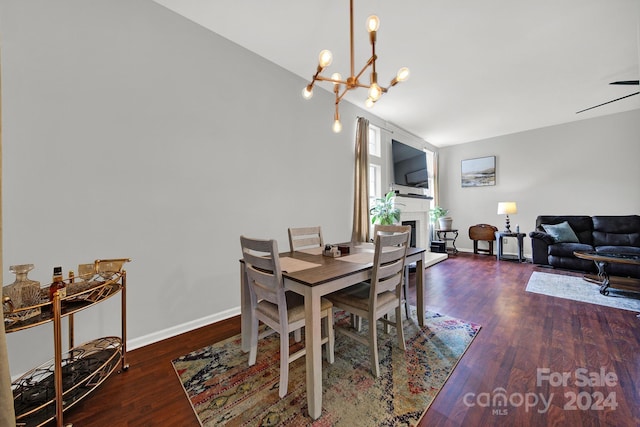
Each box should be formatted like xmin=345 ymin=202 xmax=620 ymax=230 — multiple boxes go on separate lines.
xmin=391 ymin=139 xmax=428 ymax=189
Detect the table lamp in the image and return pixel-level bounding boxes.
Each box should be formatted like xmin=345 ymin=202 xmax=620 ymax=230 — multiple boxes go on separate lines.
xmin=497 ymin=202 xmax=517 ymax=232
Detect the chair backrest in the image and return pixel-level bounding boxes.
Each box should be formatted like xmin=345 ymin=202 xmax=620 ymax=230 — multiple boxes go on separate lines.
xmin=240 ymin=236 xmax=284 ymax=305
xmin=468 ymin=224 xmax=498 ymax=241
xmin=374 ymin=224 xmax=411 ymax=237
xmin=370 ymin=231 xmax=410 ymax=300
xmin=288 ymin=226 xmax=324 ymax=251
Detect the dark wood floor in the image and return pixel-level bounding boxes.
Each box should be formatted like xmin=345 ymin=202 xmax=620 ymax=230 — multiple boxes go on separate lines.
xmin=63 ymin=253 xmax=640 ymax=426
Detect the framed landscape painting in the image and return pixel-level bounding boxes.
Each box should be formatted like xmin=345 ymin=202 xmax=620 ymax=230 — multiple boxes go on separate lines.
xmin=461 ymin=156 xmax=496 ymax=187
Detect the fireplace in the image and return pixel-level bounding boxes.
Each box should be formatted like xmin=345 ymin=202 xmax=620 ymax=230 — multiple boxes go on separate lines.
xmin=396 ymin=196 xmax=431 ymax=250
xmin=401 ymin=220 xmax=417 ymax=247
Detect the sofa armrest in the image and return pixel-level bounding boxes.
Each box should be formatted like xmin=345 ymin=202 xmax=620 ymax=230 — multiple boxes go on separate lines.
xmin=529 ymin=231 xmax=554 ymax=244
xmin=529 ymin=231 xmax=553 ymax=265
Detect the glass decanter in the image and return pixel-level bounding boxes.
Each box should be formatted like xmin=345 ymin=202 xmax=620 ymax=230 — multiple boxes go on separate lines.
xmin=3 ymin=264 xmax=42 ymax=319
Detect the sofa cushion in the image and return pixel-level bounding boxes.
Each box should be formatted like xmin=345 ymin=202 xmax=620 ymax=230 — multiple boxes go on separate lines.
xmin=547 ymin=242 xmax=596 ymax=271
xmin=542 ymin=221 xmax=580 ymax=243
xmin=592 ymin=215 xmax=640 ymax=247
xmin=548 ymin=242 xmax=593 ymax=257
xmin=535 ymin=216 xmax=593 ymax=245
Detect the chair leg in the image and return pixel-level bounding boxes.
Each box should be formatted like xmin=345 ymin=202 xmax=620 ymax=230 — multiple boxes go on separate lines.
xmin=383 ymin=313 xmax=390 ymax=334
xmin=248 ymin=313 xmax=259 ymax=366
xmin=324 ymin=309 xmax=335 ymax=364
xmin=351 ymin=314 xmax=363 ymax=331
xmin=293 ymin=329 xmax=302 ymax=343
xmin=369 ymin=314 xmax=380 ymax=378
xmin=403 ymin=265 xmax=410 ymax=319
xmin=396 ymin=305 xmax=406 ymax=351
xmin=278 ymin=328 xmax=290 ymax=398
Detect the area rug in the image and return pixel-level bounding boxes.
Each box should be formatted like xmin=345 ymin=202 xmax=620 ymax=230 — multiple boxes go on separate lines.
xmin=172 ymin=310 xmax=480 ymax=426
xmin=525 ymin=271 xmax=640 ymax=312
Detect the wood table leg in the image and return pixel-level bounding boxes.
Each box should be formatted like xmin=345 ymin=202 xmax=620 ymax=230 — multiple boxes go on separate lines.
xmin=304 ymin=288 xmax=323 ymax=420
xmin=416 ymin=252 xmax=426 ymax=326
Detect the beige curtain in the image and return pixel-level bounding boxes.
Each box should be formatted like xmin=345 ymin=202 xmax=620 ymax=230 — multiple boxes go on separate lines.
xmin=0 ymin=52 xmax=17 ymax=427
xmin=351 ymin=117 xmax=370 ymax=243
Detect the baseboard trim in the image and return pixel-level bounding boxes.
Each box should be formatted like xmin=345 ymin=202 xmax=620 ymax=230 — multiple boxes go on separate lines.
xmin=127 ymin=253 xmax=447 ymax=352
xmin=127 ymin=306 xmax=241 ymax=351
xmin=10 ymin=308 xmax=242 ymax=382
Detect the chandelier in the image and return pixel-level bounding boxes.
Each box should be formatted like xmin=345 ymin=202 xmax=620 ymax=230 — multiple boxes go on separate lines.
xmin=301 ymin=0 xmax=409 ymax=133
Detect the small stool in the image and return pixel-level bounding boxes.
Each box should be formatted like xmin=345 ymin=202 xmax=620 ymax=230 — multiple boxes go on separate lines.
xmin=469 ymin=224 xmax=498 ymax=255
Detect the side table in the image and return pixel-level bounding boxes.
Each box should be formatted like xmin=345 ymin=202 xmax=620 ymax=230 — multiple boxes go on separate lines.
xmin=436 ymin=229 xmax=459 ymax=254
xmin=495 ymin=231 xmax=526 ymax=262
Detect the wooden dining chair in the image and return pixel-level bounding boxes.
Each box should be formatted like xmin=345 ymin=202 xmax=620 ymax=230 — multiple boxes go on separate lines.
xmin=373 ymin=224 xmax=412 ymax=319
xmin=326 ymin=231 xmax=410 ymax=377
xmin=240 ymin=235 xmax=334 ymax=397
xmin=288 ymin=226 xmax=324 ymax=252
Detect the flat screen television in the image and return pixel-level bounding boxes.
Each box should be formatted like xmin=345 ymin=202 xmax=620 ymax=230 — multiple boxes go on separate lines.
xmin=391 ymin=139 xmax=428 ymax=189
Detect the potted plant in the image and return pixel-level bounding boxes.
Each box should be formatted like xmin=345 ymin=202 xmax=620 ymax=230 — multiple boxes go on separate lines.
xmin=370 ymin=191 xmax=403 ymax=225
xmin=429 ymin=206 xmax=452 ymax=230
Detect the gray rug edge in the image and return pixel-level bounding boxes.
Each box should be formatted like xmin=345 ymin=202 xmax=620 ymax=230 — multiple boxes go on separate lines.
xmin=525 ymin=271 xmax=640 ymax=313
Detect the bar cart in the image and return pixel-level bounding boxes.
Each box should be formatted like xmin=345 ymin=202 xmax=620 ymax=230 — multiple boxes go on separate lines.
xmin=3 ymin=258 xmax=130 ymax=427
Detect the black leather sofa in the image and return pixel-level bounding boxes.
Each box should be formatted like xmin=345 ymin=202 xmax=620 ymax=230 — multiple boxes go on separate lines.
xmin=529 ymin=215 xmax=640 ymax=279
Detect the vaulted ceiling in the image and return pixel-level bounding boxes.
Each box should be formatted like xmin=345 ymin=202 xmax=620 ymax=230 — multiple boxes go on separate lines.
xmin=153 ymin=0 xmax=640 ymax=146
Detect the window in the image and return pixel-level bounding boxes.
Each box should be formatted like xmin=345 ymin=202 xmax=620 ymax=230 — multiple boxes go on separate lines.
xmin=368 ymin=125 xmax=380 ymax=158
xmin=368 ymin=124 xmax=382 ymax=204
xmin=369 ymin=164 xmax=381 ymax=202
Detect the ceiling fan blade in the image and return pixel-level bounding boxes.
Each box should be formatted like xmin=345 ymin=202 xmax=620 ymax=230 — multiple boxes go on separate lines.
xmin=610 ymin=80 xmax=639 ymax=85
xmin=576 ymin=91 xmax=640 ymax=114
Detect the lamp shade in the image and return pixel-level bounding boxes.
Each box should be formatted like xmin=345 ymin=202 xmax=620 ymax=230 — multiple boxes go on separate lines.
xmin=497 ymin=202 xmax=517 ymax=215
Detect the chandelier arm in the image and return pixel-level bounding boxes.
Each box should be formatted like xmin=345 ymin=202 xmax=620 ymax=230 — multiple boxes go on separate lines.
xmin=316 ymin=75 xmax=349 ymax=85
xmin=349 ymin=0 xmax=355 ymax=78
xmin=306 ymin=65 xmax=327 ymax=87
xmin=336 ymin=86 xmax=351 ymax=104
xmin=353 ymin=56 xmax=376 ymax=85
xmin=370 ymin=35 xmax=377 ymax=75
xmin=351 ymin=81 xmax=374 ymax=90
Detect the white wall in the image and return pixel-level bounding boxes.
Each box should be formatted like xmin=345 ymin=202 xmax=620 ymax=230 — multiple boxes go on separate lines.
xmin=438 ymin=109 xmax=640 ymax=256
xmin=0 ymin=0 xmax=400 ymax=375
xmin=3 ymin=0 xmax=638 ymax=377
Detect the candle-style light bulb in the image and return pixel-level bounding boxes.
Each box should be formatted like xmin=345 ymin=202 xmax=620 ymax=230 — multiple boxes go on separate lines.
xmin=368 ymin=83 xmax=382 ymax=101
xmin=331 ymin=73 xmax=342 ymax=87
xmin=318 ymin=50 xmax=333 ymax=68
xmin=396 ymin=67 xmax=410 ymax=82
xmin=302 ymin=85 xmax=313 ymax=99
xmin=332 ymin=119 xmax=342 ymax=133
xmin=332 ymin=111 xmax=342 ymax=133
xmin=366 ymin=15 xmax=380 ymax=32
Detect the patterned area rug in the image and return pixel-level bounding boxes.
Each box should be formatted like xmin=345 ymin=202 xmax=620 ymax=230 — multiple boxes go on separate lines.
xmin=172 ymin=310 xmax=480 ymax=426
xmin=526 ymin=271 xmax=640 ymax=312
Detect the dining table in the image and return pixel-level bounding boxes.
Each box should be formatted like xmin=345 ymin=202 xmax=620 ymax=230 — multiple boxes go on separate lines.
xmin=239 ymin=241 xmax=427 ymax=420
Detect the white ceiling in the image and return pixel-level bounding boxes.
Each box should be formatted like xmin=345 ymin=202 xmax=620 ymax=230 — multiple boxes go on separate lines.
xmin=153 ymin=0 xmax=640 ymax=147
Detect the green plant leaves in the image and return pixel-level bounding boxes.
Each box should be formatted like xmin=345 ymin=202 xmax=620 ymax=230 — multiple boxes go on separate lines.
xmin=370 ymin=191 xmax=402 ymax=225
